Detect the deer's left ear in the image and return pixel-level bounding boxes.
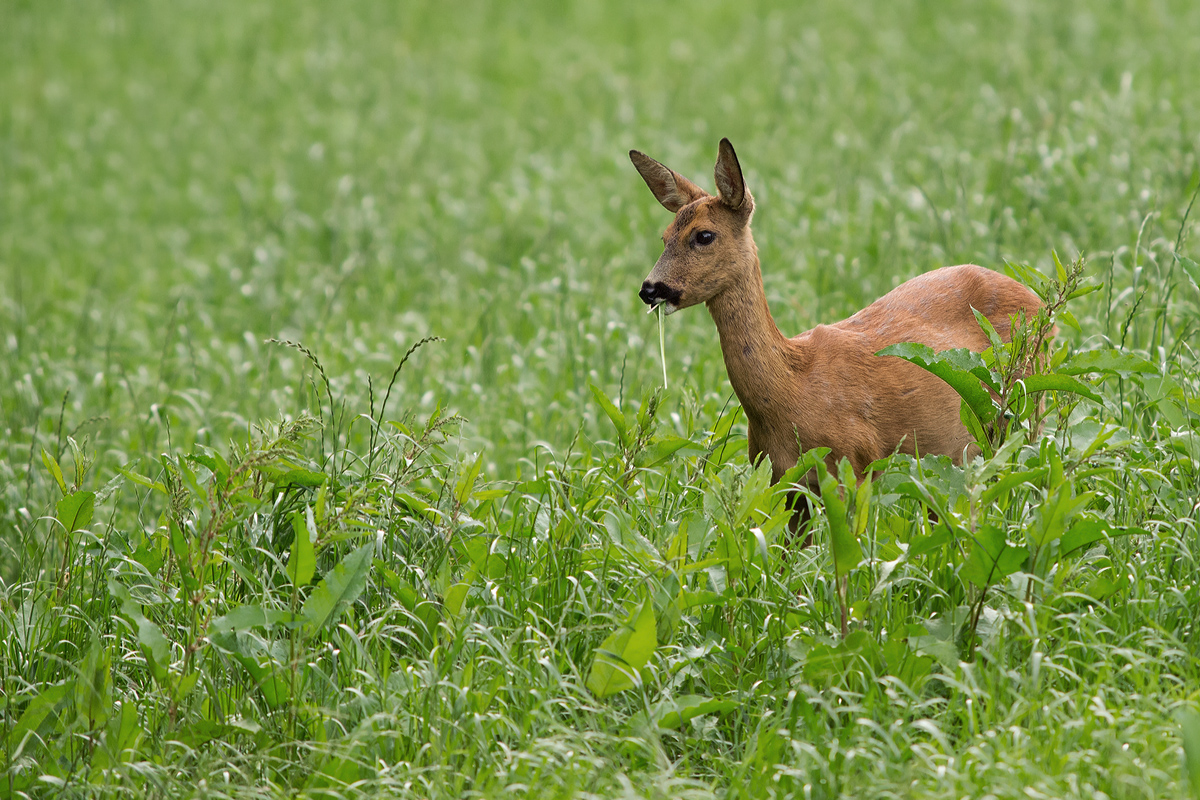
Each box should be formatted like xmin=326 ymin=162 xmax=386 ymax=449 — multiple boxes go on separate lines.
xmin=714 ymin=138 xmax=751 ymax=213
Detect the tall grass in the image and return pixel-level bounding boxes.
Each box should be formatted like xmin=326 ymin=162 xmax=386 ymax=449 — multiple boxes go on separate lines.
xmin=2 ymin=0 xmax=1199 ymax=797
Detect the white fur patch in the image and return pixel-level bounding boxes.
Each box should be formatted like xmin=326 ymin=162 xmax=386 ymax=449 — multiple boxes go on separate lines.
xmin=646 ymin=301 xmax=679 ymax=316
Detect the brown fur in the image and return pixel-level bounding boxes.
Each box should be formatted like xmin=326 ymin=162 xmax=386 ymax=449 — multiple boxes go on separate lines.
xmin=631 ymin=139 xmax=1044 ymax=489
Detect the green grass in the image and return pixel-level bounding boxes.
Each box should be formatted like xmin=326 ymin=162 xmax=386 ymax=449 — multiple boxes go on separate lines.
xmin=2 ymin=0 xmax=1200 ymax=797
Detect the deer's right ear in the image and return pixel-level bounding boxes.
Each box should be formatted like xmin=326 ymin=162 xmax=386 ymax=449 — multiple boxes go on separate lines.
xmin=629 ymin=150 xmax=707 ymax=213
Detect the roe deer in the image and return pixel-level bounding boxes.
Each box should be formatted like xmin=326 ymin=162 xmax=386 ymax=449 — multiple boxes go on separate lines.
xmin=631 ymin=139 xmax=1045 ymax=499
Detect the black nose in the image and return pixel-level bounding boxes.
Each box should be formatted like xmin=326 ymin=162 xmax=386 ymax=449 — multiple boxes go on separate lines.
xmin=639 ymin=281 xmax=658 ymax=306
xmin=639 ymin=281 xmax=681 ymax=307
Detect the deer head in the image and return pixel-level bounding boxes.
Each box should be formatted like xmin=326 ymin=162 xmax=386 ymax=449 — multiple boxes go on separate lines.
xmin=631 ymin=138 xmax=757 ymax=314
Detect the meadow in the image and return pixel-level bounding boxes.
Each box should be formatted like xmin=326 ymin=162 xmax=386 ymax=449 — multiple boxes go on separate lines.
xmin=2 ymin=0 xmax=1200 ymax=797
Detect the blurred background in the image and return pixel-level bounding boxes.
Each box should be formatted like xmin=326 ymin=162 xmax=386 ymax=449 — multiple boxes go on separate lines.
xmin=2 ymin=0 xmax=1198 ymax=490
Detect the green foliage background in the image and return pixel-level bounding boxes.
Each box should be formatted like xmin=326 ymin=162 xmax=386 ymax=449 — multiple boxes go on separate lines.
xmin=1 ymin=1 xmax=1199 ymax=798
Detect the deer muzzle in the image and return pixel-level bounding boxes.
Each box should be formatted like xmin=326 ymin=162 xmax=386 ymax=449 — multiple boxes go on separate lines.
xmin=639 ymin=280 xmax=682 ymax=314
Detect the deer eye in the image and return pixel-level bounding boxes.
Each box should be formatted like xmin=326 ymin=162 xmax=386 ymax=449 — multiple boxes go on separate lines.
xmin=694 ymin=230 xmax=716 ymax=246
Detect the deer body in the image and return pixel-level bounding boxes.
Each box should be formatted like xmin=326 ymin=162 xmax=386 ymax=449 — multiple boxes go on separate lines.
xmin=632 ymin=139 xmax=1043 ymax=487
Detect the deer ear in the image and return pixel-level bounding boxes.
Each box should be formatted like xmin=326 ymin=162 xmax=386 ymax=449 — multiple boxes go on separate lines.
xmin=714 ymin=138 xmax=748 ymax=211
xmin=629 ymin=150 xmax=707 ymax=213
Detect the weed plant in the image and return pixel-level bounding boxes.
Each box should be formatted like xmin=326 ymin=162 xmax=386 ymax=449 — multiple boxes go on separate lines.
xmin=2 ymin=1 xmax=1200 ymax=798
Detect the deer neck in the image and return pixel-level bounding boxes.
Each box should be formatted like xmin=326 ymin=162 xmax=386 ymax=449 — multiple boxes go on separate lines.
xmin=704 ymin=255 xmax=797 ymax=423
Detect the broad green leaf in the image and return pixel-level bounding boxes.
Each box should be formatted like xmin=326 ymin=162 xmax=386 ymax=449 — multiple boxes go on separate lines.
xmin=1138 ymin=374 xmax=1188 ymax=427
xmin=908 ymin=524 xmax=954 ymax=557
xmin=852 ymin=472 xmax=873 ymax=538
xmin=666 ymin=517 xmax=690 ymax=565
xmin=1066 ymin=282 xmax=1103 ymax=300
xmin=210 ymin=603 xmax=296 ymax=634
xmin=652 ymin=576 xmax=682 ymax=644
xmin=309 ymin=755 xmax=364 ymax=789
xmin=734 ymin=457 xmax=775 ymax=526
xmin=912 ymin=611 xmax=971 ymax=669
xmin=302 ymin=544 xmax=375 ymax=635
xmin=757 ymin=502 xmax=795 ymax=539
xmin=1141 ymin=373 xmax=1184 ymax=403
xmin=959 ymin=399 xmax=990 ymax=452
xmin=209 ymin=631 xmax=270 ymax=670
xmin=6 ymin=681 xmax=71 ymax=753
xmin=110 ymin=581 xmax=171 ymax=681
xmin=258 ymin=673 xmax=290 ymax=708
xmin=135 ymin=619 xmax=170 ymax=682
xmin=173 ymin=718 xmax=253 ymax=749
xmin=1059 ymin=518 xmax=1146 ymax=557
xmin=819 ymin=460 xmax=861 ymax=579
xmin=1030 ymin=484 xmax=1095 ymax=549
xmin=273 ymin=468 xmax=326 ymax=488
xmin=208 ymin=632 xmax=289 ymax=706
xmin=168 ymin=520 xmax=198 ymax=592
xmin=396 ymin=490 xmax=442 ymax=522
xmin=589 ymin=383 xmax=628 ymax=447
xmin=586 ymin=599 xmax=657 ymax=698
xmin=454 ymin=452 xmax=485 ymax=506
xmin=515 ymin=477 xmax=549 ymax=495
xmin=802 ymin=630 xmax=877 ymax=684
xmin=1068 ymin=420 xmax=1122 ymax=462
xmin=1175 ymin=252 xmax=1200 ymax=294
xmin=1058 ymin=349 xmax=1158 ymax=376
xmin=1047 ymin=449 xmax=1064 ymax=494
xmin=1003 ymin=261 xmax=1051 ymax=297
xmin=882 ymin=636 xmax=934 ymax=686
xmin=41 ymin=448 xmax=67 ymax=495
xmin=975 ymin=433 xmax=1030 ymax=483
xmin=777 ymin=447 xmax=828 ymax=489
xmin=1020 ymin=373 xmax=1103 ymax=404
xmin=714 ymin=520 xmax=745 ymax=587
xmin=971 ymin=307 xmax=1004 ymax=353
xmin=960 ymin=525 xmax=1028 ymax=588
xmin=444 ymin=582 xmax=470 ymax=618
xmin=129 ymin=537 xmax=164 ymax=575
xmin=980 ymin=467 xmax=1048 ymax=505
xmin=750 ymin=526 xmax=769 ymax=573
xmin=634 ymin=435 xmax=704 ymax=468
xmin=116 ymin=465 xmax=168 ymax=494
xmin=386 ymin=573 xmax=442 ymax=642
xmin=56 ymin=490 xmax=95 ymax=533
xmin=105 ymin=701 xmax=143 ymax=765
xmin=652 ymin=695 xmax=739 ymax=730
xmin=185 ymin=450 xmax=229 ymax=484
xmin=173 ymin=673 xmax=209 ymax=709
xmin=1180 ymin=708 xmax=1200 ymax=799
xmin=1158 ymin=398 xmax=1188 ymax=428
xmin=877 ymin=343 xmax=999 ymax=421
xmin=1052 ymin=250 xmax=1068 ymax=282
xmin=464 ymin=532 xmax=497 ymax=571
xmin=75 ymin=633 xmax=113 ymax=730
xmin=288 ymin=508 xmax=316 ymax=586
xmin=1085 ymin=573 xmax=1122 ymax=599
xmin=678 ymin=588 xmax=723 ymax=610
xmin=613 ymin=515 xmax=660 ymax=560
xmin=6 ymin=682 xmax=70 ymax=757
xmin=892 ymin=478 xmax=944 ymax=517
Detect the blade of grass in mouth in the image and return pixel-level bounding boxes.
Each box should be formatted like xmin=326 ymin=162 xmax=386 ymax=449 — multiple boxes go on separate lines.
xmin=657 ymin=304 xmax=668 ymax=390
